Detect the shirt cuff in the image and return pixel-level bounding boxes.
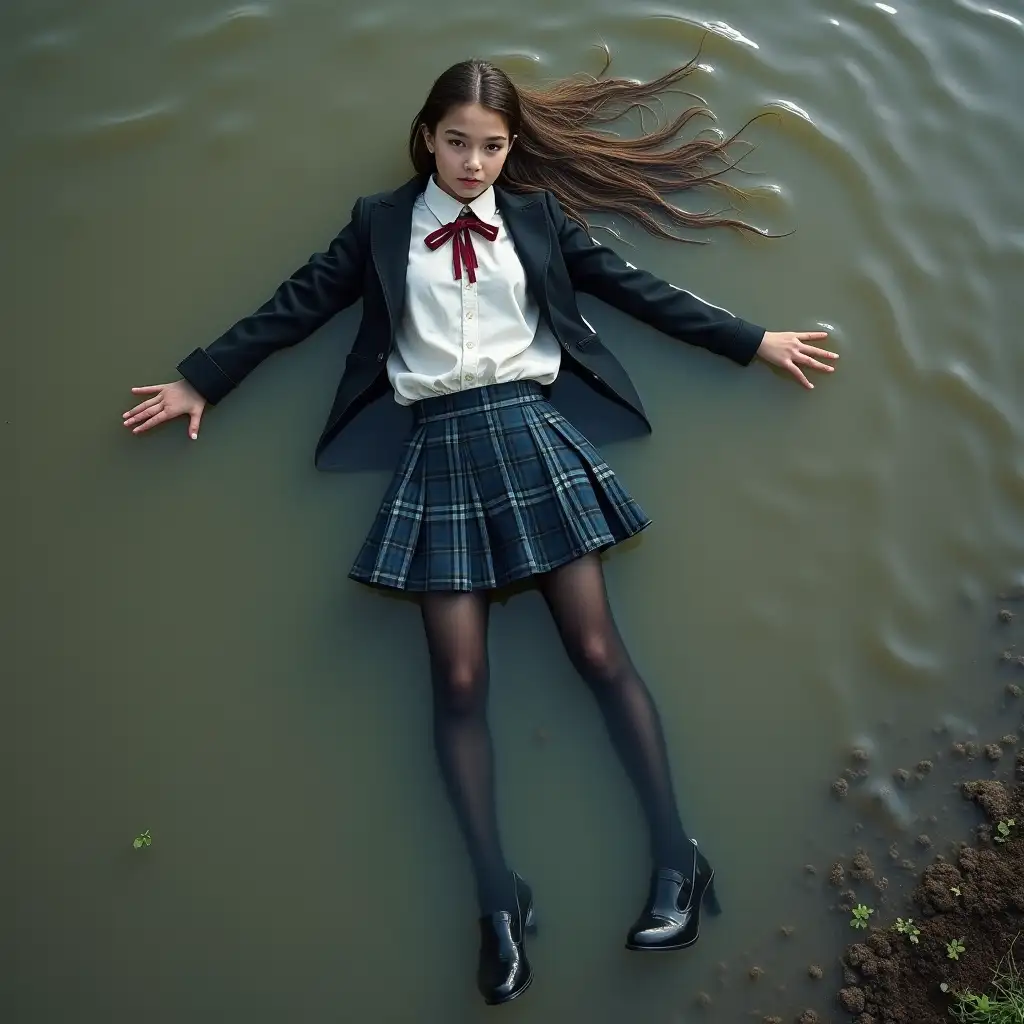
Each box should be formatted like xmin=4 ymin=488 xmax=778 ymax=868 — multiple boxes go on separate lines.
xmin=176 ymin=347 xmax=236 ymax=405
xmin=723 ymin=320 xmax=766 ymax=366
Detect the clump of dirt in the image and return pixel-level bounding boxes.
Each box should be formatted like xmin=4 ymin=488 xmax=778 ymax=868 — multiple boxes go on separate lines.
xmin=836 ymin=781 xmax=1024 ymax=1023
xmin=833 ymin=777 xmax=850 ymax=798
xmin=961 ymin=779 xmax=1013 ymax=820
xmin=851 ymin=850 xmax=875 ymax=882
xmin=839 ymin=986 xmax=866 ymax=1013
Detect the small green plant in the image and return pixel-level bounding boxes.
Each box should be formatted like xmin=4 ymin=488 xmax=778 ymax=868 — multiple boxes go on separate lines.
xmin=994 ymin=819 xmax=1016 ymax=844
xmin=958 ymin=993 xmax=996 ymax=1014
xmin=947 ymin=938 xmax=966 ymax=961
xmin=895 ymin=918 xmax=921 ymax=944
xmin=945 ymin=937 xmax=1024 ymax=1020
xmin=949 ymin=938 xmax=1024 ymax=1023
xmin=132 ymin=829 xmax=152 ymax=850
xmin=850 ymin=904 xmax=873 ymax=929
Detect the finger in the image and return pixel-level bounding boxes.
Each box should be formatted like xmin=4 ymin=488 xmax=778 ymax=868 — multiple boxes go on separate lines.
xmin=187 ymin=409 xmax=203 ymax=440
xmin=800 ymin=345 xmax=839 ymax=360
xmin=123 ymin=396 xmax=161 ymax=421
xmin=125 ymin=402 xmax=163 ymax=427
xmin=131 ymin=385 xmax=165 ymax=394
xmin=128 ymin=404 xmax=165 ymax=430
xmin=788 ymin=362 xmax=813 ymax=389
xmin=795 ymin=354 xmax=835 ymax=373
xmin=796 ymin=332 xmax=829 ymax=341
xmin=133 ymin=409 xmax=169 ymax=433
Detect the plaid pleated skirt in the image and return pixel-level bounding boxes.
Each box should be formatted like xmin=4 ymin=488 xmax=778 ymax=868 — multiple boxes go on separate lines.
xmin=348 ymin=381 xmax=651 ymax=592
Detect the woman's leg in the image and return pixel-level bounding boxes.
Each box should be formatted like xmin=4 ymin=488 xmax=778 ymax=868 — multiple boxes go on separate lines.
xmin=538 ymin=554 xmax=693 ymax=873
xmin=420 ymin=591 xmax=516 ymax=915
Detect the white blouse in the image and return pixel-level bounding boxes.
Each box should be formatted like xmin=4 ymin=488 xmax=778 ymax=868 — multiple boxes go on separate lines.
xmin=386 ymin=175 xmax=562 ymax=405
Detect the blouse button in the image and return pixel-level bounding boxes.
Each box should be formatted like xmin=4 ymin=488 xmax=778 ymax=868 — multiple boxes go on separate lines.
xmin=464 ymin=373 xmax=475 ymax=382
xmin=466 ymin=341 xmax=475 ymax=349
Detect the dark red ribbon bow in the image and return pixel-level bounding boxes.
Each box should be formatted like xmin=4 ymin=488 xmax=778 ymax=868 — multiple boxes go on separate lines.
xmin=424 ymin=215 xmax=499 ymax=284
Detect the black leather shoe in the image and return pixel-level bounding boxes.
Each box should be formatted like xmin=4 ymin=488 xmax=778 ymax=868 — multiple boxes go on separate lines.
xmin=625 ymin=840 xmax=720 ymax=951
xmin=477 ymin=872 xmax=537 ymax=1005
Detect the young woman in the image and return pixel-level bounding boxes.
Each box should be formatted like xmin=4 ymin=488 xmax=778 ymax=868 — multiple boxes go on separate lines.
xmin=123 ymin=56 xmax=837 ymax=1005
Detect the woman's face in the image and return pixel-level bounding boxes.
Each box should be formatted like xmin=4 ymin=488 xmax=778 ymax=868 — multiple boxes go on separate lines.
xmin=422 ymin=103 xmax=514 ymax=203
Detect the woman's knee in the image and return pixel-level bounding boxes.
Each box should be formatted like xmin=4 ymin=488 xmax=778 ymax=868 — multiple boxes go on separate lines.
xmin=432 ymin=658 xmax=489 ymax=715
xmin=572 ymin=629 xmax=626 ymax=686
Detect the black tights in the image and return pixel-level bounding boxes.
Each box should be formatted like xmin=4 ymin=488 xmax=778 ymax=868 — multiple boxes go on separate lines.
xmin=421 ymin=553 xmax=691 ymax=915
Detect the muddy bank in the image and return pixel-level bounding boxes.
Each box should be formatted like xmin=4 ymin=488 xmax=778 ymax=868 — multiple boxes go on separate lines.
xmin=836 ymin=761 xmax=1024 ymax=1024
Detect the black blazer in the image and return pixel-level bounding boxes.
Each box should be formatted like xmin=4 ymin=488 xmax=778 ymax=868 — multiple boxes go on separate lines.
xmin=177 ymin=174 xmax=765 ymax=469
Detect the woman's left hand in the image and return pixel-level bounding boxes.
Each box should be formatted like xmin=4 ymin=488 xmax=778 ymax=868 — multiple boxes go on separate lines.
xmin=755 ymin=331 xmax=838 ymax=389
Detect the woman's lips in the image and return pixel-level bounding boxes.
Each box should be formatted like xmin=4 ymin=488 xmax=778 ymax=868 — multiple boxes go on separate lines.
xmin=459 ymin=178 xmax=482 ymax=187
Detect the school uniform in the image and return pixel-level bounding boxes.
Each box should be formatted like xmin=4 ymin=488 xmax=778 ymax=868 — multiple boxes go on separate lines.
xmin=177 ymin=173 xmax=765 ymax=592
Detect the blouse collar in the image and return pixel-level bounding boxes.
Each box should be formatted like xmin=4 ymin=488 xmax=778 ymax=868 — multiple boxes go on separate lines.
xmin=424 ymin=174 xmax=497 ymax=225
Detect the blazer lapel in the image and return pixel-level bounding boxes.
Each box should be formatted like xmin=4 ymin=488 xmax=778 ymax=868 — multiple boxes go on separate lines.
xmin=369 ymin=175 xmax=424 ymax=332
xmin=495 ymin=187 xmax=551 ymax=317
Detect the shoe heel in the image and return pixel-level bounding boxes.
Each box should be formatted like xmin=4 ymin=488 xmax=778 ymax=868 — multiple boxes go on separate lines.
xmin=703 ymin=875 xmax=722 ymax=917
xmin=524 ymin=904 xmax=538 ymax=935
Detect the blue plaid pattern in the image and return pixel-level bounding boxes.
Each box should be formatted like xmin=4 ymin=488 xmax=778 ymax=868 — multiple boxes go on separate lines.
xmin=349 ymin=381 xmax=651 ymax=592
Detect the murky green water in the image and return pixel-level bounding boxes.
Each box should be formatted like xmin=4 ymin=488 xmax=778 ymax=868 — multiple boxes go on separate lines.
xmin=6 ymin=0 xmax=1024 ymax=1020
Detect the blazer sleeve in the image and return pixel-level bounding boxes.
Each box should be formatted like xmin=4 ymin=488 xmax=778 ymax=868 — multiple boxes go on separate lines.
xmin=176 ymin=197 xmax=369 ymax=404
xmin=546 ymin=192 xmax=766 ymax=365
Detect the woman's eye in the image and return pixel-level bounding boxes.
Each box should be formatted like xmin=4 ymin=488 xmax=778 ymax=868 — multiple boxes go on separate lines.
xmin=447 ymin=139 xmax=463 ymax=147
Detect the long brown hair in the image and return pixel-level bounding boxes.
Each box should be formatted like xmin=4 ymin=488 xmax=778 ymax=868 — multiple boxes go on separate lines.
xmin=408 ymin=51 xmax=768 ymax=242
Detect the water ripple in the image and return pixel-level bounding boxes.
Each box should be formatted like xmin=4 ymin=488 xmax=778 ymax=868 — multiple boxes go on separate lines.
xmin=768 ymin=98 xmax=813 ymax=123
xmin=955 ymin=0 xmax=1024 ymax=31
xmin=22 ymin=28 xmax=79 ymax=58
xmin=702 ymin=19 xmax=759 ymax=50
xmin=173 ymin=3 xmax=276 ymax=49
xmin=71 ymin=100 xmax=181 ymax=149
xmin=930 ymin=359 xmax=1020 ymax=447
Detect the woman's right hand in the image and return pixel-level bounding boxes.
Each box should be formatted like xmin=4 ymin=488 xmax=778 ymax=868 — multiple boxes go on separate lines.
xmin=123 ymin=379 xmax=207 ymax=439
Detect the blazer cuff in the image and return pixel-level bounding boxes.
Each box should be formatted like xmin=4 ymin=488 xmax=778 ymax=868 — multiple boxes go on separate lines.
xmin=723 ymin=319 xmax=766 ymax=366
xmin=176 ymin=347 xmax=236 ymax=405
